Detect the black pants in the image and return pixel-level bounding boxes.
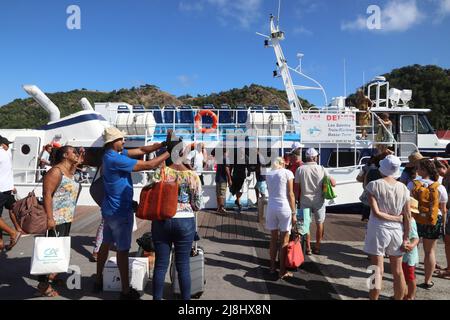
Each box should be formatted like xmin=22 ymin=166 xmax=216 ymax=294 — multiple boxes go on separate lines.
xmin=0 ymin=191 xmax=15 ymax=217
xmin=199 ymin=174 xmax=204 ymax=186
xmin=38 ymin=222 xmax=72 ymax=283
xmin=361 ymin=204 xmax=371 ymax=221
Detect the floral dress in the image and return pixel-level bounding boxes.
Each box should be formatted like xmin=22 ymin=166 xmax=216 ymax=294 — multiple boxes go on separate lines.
xmin=52 ymin=174 xmax=81 ymax=225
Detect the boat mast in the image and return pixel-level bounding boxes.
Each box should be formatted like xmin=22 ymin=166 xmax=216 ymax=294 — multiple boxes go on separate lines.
xmin=257 ymin=15 xmax=303 ymax=132
xmin=257 ymin=4 xmax=328 ymax=134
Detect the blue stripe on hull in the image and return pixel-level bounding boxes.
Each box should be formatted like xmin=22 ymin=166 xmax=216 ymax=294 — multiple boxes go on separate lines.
xmin=39 ymin=114 xmax=107 ymax=130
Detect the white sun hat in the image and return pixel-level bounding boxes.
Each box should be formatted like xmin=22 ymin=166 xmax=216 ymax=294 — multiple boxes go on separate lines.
xmin=379 ymin=155 xmax=402 ymax=178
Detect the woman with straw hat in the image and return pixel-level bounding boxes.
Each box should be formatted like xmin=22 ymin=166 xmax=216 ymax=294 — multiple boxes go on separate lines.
xmin=399 ymin=151 xmax=425 ymax=186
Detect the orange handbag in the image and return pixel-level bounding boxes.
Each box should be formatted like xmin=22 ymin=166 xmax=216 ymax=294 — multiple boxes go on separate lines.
xmin=136 ymin=166 xmax=179 ymax=221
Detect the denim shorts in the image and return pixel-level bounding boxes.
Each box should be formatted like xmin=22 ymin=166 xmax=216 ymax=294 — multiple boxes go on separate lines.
xmin=102 ymin=213 xmax=133 ymax=251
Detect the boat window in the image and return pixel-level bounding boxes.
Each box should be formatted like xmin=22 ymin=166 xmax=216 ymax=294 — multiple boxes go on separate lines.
xmin=21 ymin=144 xmax=31 ymax=155
xmin=418 ymin=115 xmax=434 ymax=134
xmin=327 ymin=151 xmax=360 ymax=168
xmin=401 ymin=116 xmax=415 ymax=133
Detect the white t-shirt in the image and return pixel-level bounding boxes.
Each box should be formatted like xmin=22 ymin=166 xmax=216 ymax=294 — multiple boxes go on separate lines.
xmin=266 ymin=168 xmax=294 ymax=212
xmin=407 ymin=178 xmax=448 ymax=217
xmin=39 ymin=150 xmax=51 ymax=169
xmin=0 ymin=148 xmax=14 ymax=192
xmin=187 ymin=150 xmax=204 ymax=174
xmin=295 ymin=162 xmax=328 ymax=208
xmin=366 ymin=179 xmax=410 ymax=230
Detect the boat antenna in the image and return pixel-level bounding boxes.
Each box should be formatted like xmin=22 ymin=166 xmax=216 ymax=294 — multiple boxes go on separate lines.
xmin=344 ymin=58 xmax=347 ymax=97
xmin=277 ymin=0 xmax=282 ymax=27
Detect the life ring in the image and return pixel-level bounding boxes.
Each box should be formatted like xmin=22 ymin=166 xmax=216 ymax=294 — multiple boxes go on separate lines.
xmin=194 ymin=110 xmax=218 ymax=134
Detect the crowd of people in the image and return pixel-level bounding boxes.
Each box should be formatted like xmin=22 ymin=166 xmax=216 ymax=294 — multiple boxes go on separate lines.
xmin=357 ymin=150 xmax=450 ymax=300
xmin=2 ymin=125 xmax=450 ymax=300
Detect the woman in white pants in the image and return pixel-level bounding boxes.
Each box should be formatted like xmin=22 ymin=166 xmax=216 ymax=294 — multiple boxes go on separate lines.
xmin=265 ymin=157 xmax=297 ymax=280
xmin=364 ymin=155 xmax=411 ymax=300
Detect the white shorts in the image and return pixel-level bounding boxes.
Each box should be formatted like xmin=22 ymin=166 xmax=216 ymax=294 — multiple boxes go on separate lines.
xmin=265 ymin=208 xmax=292 ymax=232
xmin=299 ymin=203 xmax=326 ymax=224
xmin=364 ymin=225 xmax=403 ymax=257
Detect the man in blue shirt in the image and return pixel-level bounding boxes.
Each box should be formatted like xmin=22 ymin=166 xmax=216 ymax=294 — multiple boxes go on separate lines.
xmin=95 ymin=127 xmax=172 ymax=300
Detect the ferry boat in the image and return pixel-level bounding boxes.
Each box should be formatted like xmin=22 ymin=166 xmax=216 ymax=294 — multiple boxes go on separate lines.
xmin=1 ymin=15 xmax=448 ymax=209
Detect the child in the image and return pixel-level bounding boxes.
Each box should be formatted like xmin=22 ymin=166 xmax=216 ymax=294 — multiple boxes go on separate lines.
xmin=402 ymin=198 xmax=420 ymax=300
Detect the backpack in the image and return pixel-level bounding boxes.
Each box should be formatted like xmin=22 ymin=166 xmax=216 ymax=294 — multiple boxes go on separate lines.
xmin=411 ymin=180 xmax=440 ymax=226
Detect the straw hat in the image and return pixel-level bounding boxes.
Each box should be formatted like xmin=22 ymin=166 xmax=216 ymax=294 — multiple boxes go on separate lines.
xmin=410 ymin=197 xmax=419 ymax=214
xmin=103 ymin=127 xmax=125 ymax=146
xmin=406 ymin=151 xmax=425 ymax=167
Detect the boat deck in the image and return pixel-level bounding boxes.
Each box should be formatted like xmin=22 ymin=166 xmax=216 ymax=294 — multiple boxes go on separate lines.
xmin=0 ymin=207 xmax=448 ymax=300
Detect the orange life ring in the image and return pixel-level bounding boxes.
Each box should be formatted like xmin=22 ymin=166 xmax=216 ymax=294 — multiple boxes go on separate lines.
xmin=194 ymin=110 xmax=218 ymax=134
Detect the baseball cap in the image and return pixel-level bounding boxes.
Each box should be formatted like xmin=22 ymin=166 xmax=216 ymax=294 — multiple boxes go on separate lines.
xmin=305 ymin=148 xmax=319 ymax=158
xmin=291 ymin=142 xmax=304 ymax=152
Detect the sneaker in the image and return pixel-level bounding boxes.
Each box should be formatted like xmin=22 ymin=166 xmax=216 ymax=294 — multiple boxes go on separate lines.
xmin=120 ymin=287 xmax=141 ymax=300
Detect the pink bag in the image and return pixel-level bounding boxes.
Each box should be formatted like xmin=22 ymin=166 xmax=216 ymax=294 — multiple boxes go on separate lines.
xmin=285 ymin=232 xmax=304 ymax=269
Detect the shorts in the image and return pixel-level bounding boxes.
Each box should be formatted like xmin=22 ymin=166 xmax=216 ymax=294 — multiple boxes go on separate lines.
xmin=364 ymin=225 xmax=403 ymax=257
xmin=299 ymin=203 xmax=326 ymax=224
xmin=230 ymin=178 xmax=245 ymax=196
xmin=0 ymin=191 xmax=15 ymax=217
xmin=216 ymin=182 xmax=227 ymax=199
xmin=255 ymin=181 xmax=268 ymax=197
xmin=402 ymin=263 xmax=416 ymax=281
xmin=265 ymin=208 xmax=292 ymax=232
xmin=102 ymin=213 xmax=133 ymax=251
xmin=417 ymin=215 xmax=442 ymax=240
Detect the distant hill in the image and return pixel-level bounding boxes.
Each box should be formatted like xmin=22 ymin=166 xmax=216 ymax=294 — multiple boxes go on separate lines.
xmin=0 ymin=84 xmax=308 ymax=129
xmin=0 ymin=85 xmax=182 ymax=129
xmin=179 ymin=84 xmax=313 ymax=110
xmin=347 ymin=64 xmax=450 ymax=130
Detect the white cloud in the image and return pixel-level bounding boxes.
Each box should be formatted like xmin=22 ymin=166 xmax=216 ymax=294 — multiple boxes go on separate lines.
xmin=208 ymin=0 xmax=262 ymax=28
xmin=179 ymin=0 xmax=262 ymax=29
xmin=436 ymin=0 xmax=450 ymax=20
xmin=177 ymin=75 xmax=198 ymax=88
xmin=293 ymin=26 xmax=313 ymax=36
xmin=179 ymin=2 xmax=204 ymax=12
xmin=438 ymin=0 xmax=450 ymax=12
xmin=342 ymin=0 xmax=424 ymax=32
xmin=295 ymin=0 xmax=323 ymax=17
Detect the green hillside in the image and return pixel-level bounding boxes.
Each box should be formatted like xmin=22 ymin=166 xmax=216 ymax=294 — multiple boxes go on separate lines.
xmin=348 ymin=65 xmax=450 ymax=130
xmin=0 ymin=84 xmax=303 ymax=129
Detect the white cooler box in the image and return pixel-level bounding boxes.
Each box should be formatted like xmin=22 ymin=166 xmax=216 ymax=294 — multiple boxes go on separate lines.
xmin=103 ymin=257 xmax=149 ymax=292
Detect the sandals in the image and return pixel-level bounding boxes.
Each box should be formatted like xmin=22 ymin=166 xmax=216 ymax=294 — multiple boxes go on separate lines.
xmin=279 ymin=272 xmax=294 ymax=280
xmin=418 ymin=281 xmax=435 ymax=290
xmin=5 ymin=232 xmax=22 ymax=251
xmin=89 ymin=253 xmax=98 ymax=263
xmin=49 ymin=278 xmax=66 ymax=287
xmin=436 ymin=270 xmax=450 ymax=280
xmin=37 ymin=283 xmax=59 ymax=298
xmin=306 ymin=249 xmax=312 ymax=256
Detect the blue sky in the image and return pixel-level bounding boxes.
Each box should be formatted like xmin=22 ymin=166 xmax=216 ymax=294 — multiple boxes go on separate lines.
xmin=0 ymin=0 xmax=449 ymax=107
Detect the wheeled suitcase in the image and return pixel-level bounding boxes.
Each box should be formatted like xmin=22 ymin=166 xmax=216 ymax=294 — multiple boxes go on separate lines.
xmin=170 ymin=243 xmax=206 ymax=299
xmin=170 ymin=213 xmax=206 ymax=299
